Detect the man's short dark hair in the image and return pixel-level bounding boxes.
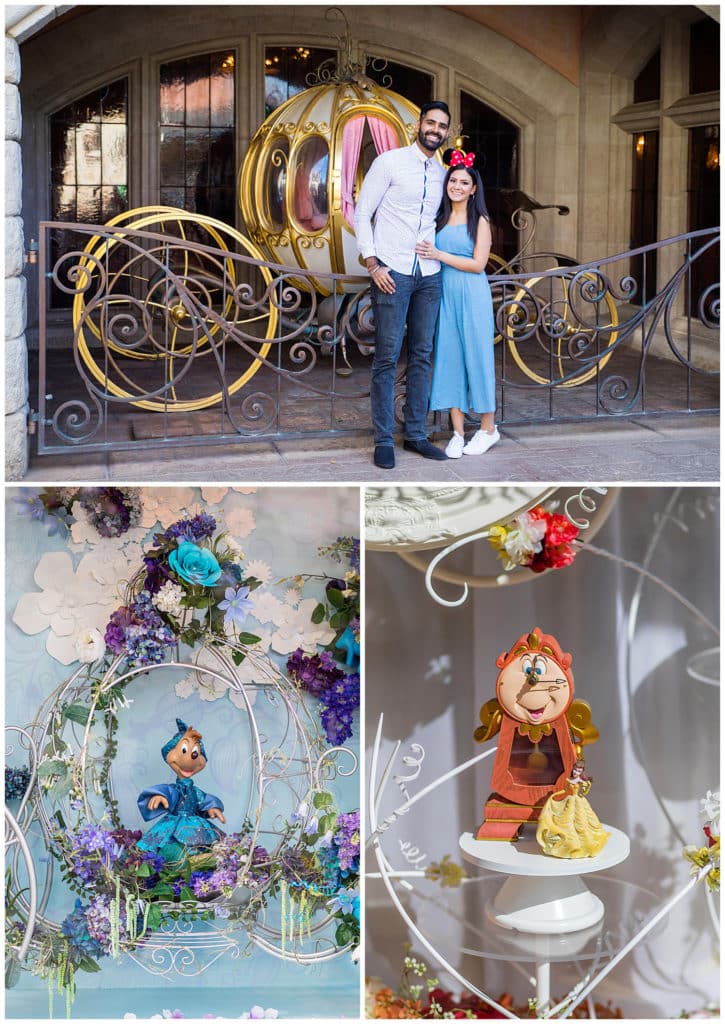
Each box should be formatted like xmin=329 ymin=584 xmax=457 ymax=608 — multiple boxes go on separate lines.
xmin=419 ymin=100 xmax=451 ymax=124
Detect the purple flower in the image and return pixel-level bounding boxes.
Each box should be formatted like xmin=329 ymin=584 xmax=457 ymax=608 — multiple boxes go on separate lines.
xmin=218 ymin=586 xmax=253 ymax=627
xmin=286 ymin=649 xmax=345 ymax=697
xmin=318 ymin=672 xmax=359 ymax=745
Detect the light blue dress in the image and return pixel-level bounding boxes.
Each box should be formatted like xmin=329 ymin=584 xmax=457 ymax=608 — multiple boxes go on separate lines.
xmin=429 ymin=222 xmax=496 ymax=414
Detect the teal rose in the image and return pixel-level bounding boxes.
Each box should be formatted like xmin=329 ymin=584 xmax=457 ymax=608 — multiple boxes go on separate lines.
xmin=169 ymin=541 xmax=221 ymax=587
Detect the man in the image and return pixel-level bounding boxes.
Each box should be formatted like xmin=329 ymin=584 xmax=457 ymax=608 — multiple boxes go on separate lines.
xmin=354 ymin=100 xmax=450 ymax=469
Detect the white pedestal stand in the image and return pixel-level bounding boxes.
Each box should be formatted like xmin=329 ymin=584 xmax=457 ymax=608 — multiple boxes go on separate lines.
xmin=459 ymin=824 xmax=630 ymax=1011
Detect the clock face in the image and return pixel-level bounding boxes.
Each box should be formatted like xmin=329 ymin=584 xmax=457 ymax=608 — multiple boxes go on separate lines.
xmin=496 ymin=651 xmax=573 ymax=725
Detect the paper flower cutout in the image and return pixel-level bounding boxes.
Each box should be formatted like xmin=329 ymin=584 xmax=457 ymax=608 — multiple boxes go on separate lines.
xmin=68 ymin=501 xmax=148 ymax=552
xmin=200 ymin=487 xmax=229 ymax=505
xmin=284 ymin=588 xmax=301 ymax=607
xmin=271 ymin=598 xmax=336 ymax=655
xmin=250 ymin=591 xmax=287 ymax=626
xmin=246 ymin=559 xmax=272 ymax=584
xmin=225 ymin=505 xmax=256 ymax=539
xmin=13 ymin=551 xmax=119 ymax=664
xmin=140 ymin=488 xmax=195 ymax=529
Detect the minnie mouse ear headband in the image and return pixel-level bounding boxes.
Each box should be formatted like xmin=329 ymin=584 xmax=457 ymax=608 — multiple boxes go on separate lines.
xmin=162 ymin=717 xmax=208 ymax=762
xmin=442 ymin=147 xmax=485 ymax=172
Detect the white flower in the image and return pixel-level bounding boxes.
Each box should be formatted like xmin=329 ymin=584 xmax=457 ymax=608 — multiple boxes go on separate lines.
xmin=501 ymin=512 xmax=547 ymax=567
xmin=250 ymin=591 xmax=286 ymax=625
xmin=74 ymin=627 xmax=106 ymax=663
xmin=201 ymin=486 xmax=228 ymax=504
xmin=245 ymin=559 xmax=272 ymax=584
xmin=271 ymin=598 xmax=336 ymax=655
xmin=241 ymin=1009 xmax=278 ymax=1020
xmin=140 ymin=488 xmax=195 ymax=529
xmin=700 ymin=790 xmax=720 ymax=836
xmin=351 ymin=944 xmax=361 ymax=964
xmin=175 ymin=647 xmax=259 ymax=707
xmin=153 ymin=581 xmax=186 ymax=617
xmin=225 ymin=505 xmax=256 ymax=539
xmin=13 ymin=551 xmax=118 ymax=665
xmin=283 ymin=588 xmax=300 ymax=607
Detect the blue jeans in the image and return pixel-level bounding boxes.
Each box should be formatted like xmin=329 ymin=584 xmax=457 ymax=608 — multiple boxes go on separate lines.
xmin=370 ymin=269 xmax=442 ymax=445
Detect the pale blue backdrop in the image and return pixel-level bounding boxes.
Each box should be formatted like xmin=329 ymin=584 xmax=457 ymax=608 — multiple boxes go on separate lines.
xmin=5 ymin=486 xmax=360 ymax=1019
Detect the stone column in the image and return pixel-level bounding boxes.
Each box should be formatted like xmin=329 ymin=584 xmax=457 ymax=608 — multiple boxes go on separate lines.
xmin=5 ymin=32 xmax=28 ymax=479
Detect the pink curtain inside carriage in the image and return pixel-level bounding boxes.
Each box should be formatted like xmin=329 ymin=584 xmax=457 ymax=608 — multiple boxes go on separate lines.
xmin=341 ymin=115 xmax=400 ymax=226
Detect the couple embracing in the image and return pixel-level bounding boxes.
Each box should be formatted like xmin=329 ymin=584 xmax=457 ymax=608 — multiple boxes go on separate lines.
xmin=354 ymin=100 xmax=498 ymax=470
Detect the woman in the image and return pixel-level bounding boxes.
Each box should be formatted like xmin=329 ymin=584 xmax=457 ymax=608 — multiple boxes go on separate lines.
xmin=415 ymin=150 xmax=498 ymax=459
xmin=535 ymin=759 xmax=610 ymax=859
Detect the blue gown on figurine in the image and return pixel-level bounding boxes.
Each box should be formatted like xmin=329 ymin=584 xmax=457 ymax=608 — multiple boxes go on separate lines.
xmin=137 ymin=718 xmax=225 ymax=864
xmin=429 ymin=222 xmax=496 ymax=415
xmin=137 ymin=778 xmax=224 ymax=863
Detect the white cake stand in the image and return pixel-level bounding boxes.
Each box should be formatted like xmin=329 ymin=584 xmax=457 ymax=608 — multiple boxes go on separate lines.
xmin=459 ymin=824 xmax=630 ymax=1008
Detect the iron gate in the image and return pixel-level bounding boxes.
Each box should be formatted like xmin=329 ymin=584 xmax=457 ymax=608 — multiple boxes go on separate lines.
xmin=32 ymin=221 xmax=719 ymax=457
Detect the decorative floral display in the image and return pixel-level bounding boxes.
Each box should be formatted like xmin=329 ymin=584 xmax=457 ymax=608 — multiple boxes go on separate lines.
xmin=14 ymin=488 xmax=142 ymax=539
xmin=367 ymin=954 xmax=623 ymax=1019
xmin=488 ymin=505 xmax=579 ymax=574
xmin=7 ymin=490 xmax=361 ymax=1015
xmin=103 ymin=513 xmax=262 ymax=667
xmin=5 ymin=765 xmax=32 ymax=801
xmin=123 ymin=1007 xmax=278 ymax=1020
xmin=684 ymin=790 xmax=720 ymax=893
xmin=285 ymin=538 xmax=360 ymax=745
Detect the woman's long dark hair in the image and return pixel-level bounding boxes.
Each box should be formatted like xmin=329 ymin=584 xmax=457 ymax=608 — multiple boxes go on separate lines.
xmin=435 ymin=166 xmax=489 ymax=245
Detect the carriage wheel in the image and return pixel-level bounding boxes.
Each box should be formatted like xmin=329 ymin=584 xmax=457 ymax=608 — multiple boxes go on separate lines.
xmin=500 ymin=271 xmax=619 ymax=387
xmin=71 ymin=208 xmax=277 ymax=412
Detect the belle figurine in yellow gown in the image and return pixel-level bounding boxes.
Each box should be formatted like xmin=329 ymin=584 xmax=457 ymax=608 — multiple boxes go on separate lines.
xmin=536 ymin=759 xmax=610 ymax=858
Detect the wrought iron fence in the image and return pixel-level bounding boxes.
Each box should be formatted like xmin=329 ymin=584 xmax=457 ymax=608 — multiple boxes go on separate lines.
xmin=32 ymin=220 xmax=719 ymax=456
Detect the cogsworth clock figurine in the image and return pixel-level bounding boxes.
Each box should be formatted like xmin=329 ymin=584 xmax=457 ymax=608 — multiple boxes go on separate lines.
xmin=475 ymin=627 xmax=599 ymax=842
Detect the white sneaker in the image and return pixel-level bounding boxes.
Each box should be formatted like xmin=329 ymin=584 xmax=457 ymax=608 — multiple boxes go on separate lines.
xmin=445 ymin=432 xmax=465 ymax=459
xmin=463 ymin=427 xmax=500 ymax=455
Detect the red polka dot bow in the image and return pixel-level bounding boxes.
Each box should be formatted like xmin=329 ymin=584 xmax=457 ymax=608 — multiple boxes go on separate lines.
xmin=449 ymin=149 xmax=475 ymax=168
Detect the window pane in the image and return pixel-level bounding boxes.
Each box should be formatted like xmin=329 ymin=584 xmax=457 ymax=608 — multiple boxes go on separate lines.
xmin=365 ymin=57 xmax=433 ymax=108
xmin=264 ymin=46 xmax=337 ymax=115
xmin=76 ymin=121 xmax=102 ymax=185
xmin=210 ymin=52 xmax=235 ymax=127
xmin=690 ymin=18 xmax=719 ymax=94
xmin=459 ymin=91 xmax=520 ymax=263
xmin=264 ymin=137 xmax=289 ymax=230
xmin=159 ymin=50 xmax=236 ymax=227
xmin=293 ymin=136 xmax=329 ymax=231
xmin=49 ymin=76 xmax=129 ymax=309
xmin=688 ymin=125 xmax=719 ymax=303
xmin=633 ymin=50 xmax=660 ymax=104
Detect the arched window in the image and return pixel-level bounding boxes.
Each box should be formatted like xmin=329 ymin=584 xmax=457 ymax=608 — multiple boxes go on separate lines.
xmin=49 ymin=77 xmax=129 ymax=308
xmin=159 ymin=51 xmax=236 ymax=225
xmin=459 ymin=91 xmax=519 ymax=262
xmin=364 ymin=58 xmax=433 ymax=109
xmin=264 ymin=46 xmax=337 ymax=115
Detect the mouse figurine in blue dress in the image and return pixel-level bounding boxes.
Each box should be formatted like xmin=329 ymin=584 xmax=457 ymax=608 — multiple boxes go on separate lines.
xmin=137 ymin=718 xmax=226 ymax=865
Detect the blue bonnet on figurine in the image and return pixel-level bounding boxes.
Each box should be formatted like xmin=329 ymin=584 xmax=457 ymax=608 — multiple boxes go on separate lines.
xmin=137 ymin=718 xmax=226 ymax=865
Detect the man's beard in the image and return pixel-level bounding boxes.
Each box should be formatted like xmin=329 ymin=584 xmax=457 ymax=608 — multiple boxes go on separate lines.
xmin=417 ymin=128 xmax=443 ymax=153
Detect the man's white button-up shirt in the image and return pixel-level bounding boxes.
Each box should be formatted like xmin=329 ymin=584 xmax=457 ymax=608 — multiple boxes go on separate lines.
xmin=354 ymin=143 xmax=446 ymax=277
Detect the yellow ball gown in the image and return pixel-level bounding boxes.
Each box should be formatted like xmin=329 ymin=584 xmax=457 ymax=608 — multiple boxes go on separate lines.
xmin=536 ymin=777 xmax=610 ymax=858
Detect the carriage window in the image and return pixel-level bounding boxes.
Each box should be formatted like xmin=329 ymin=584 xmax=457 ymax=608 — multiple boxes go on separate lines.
xmin=364 ymin=58 xmax=433 ymax=108
xmin=264 ymin=136 xmax=289 ymax=230
xmin=264 ymin=46 xmax=337 ymax=115
xmin=292 ymin=136 xmax=329 ymax=232
xmin=49 ymin=77 xmax=129 ymax=309
xmin=159 ymin=51 xmax=236 ymax=225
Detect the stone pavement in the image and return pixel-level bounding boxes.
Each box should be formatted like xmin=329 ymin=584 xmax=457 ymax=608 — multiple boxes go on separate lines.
xmin=24 ymin=413 xmax=719 ymax=483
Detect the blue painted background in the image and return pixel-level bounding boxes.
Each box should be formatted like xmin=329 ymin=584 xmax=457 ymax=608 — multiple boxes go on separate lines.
xmin=5 ymin=486 xmax=360 ymax=1019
